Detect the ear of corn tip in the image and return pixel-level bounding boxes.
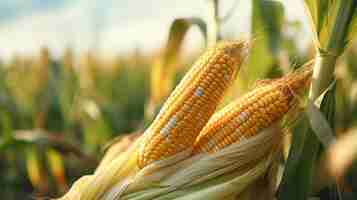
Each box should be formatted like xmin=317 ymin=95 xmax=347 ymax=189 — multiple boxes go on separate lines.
xmin=137 ymin=40 xmax=249 ymax=168
xmin=192 ymin=62 xmax=313 ymax=154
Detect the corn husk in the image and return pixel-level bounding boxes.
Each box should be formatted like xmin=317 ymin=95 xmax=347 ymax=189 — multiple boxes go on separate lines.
xmin=58 ymin=124 xmax=283 ymax=200
xmin=96 ymin=132 xmax=142 ymax=173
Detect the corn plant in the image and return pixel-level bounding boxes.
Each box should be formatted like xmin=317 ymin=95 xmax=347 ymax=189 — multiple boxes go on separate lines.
xmin=55 ymin=1 xmax=357 ymax=200
xmin=278 ymin=1 xmax=357 ymax=200
xmin=1 ymin=1 xmax=357 ymax=200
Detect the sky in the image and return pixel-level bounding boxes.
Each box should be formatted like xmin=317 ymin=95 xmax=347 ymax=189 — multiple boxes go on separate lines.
xmin=0 ymin=0 xmax=311 ymax=60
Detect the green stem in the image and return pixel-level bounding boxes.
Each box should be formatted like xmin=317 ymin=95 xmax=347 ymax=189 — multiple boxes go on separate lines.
xmin=306 ymin=0 xmax=357 ymax=193
xmin=309 ymin=0 xmax=356 ymax=100
xmin=207 ymin=0 xmax=221 ymax=47
xmin=309 ymin=53 xmax=337 ymax=100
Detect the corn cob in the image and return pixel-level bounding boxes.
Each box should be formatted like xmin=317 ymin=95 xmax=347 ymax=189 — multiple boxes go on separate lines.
xmin=138 ymin=41 xmax=249 ymax=168
xmin=192 ymin=63 xmax=313 ymax=154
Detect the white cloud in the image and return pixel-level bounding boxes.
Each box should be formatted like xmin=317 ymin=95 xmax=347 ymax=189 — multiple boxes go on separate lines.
xmin=0 ymin=0 xmax=92 ymax=59
xmin=0 ymin=0 xmax=311 ymax=60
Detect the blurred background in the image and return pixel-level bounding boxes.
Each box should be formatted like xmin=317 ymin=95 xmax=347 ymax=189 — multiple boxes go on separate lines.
xmin=0 ymin=0 xmax=309 ymax=58
xmin=0 ymin=0 xmax=356 ymax=199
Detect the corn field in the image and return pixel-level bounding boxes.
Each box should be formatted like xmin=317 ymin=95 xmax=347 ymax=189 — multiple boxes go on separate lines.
xmin=1 ymin=0 xmax=357 ymax=200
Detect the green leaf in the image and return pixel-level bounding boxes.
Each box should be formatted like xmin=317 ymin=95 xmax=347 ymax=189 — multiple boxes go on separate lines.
xmin=347 ymin=6 xmax=357 ymax=43
xmin=164 ymin=18 xmax=207 ymax=67
xmin=306 ymin=101 xmax=335 ymax=147
xmin=318 ymin=81 xmax=336 ymax=131
xmin=80 ymin=100 xmax=112 ymax=152
xmin=304 ymin=0 xmax=329 ymax=36
xmin=278 ymin=82 xmax=337 ymax=200
xmin=0 ymin=111 xmax=13 ymax=142
xmin=306 ymin=82 xmax=336 ymax=148
xmin=277 ymin=118 xmax=320 ymax=200
xmin=58 ymin=52 xmax=80 ymax=129
xmin=304 ymin=0 xmax=357 ymax=54
xmin=246 ymin=0 xmax=284 ymax=84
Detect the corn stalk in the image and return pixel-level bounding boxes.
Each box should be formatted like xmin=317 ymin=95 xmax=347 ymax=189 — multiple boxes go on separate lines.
xmin=278 ymin=1 xmax=357 ymax=199
xmin=207 ymin=0 xmax=221 ymax=47
xmin=309 ymin=1 xmax=357 ymax=100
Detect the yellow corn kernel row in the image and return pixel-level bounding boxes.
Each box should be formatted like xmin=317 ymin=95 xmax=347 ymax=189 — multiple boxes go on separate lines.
xmin=192 ymin=64 xmax=313 ymax=154
xmin=137 ymin=41 xmax=249 ymax=168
